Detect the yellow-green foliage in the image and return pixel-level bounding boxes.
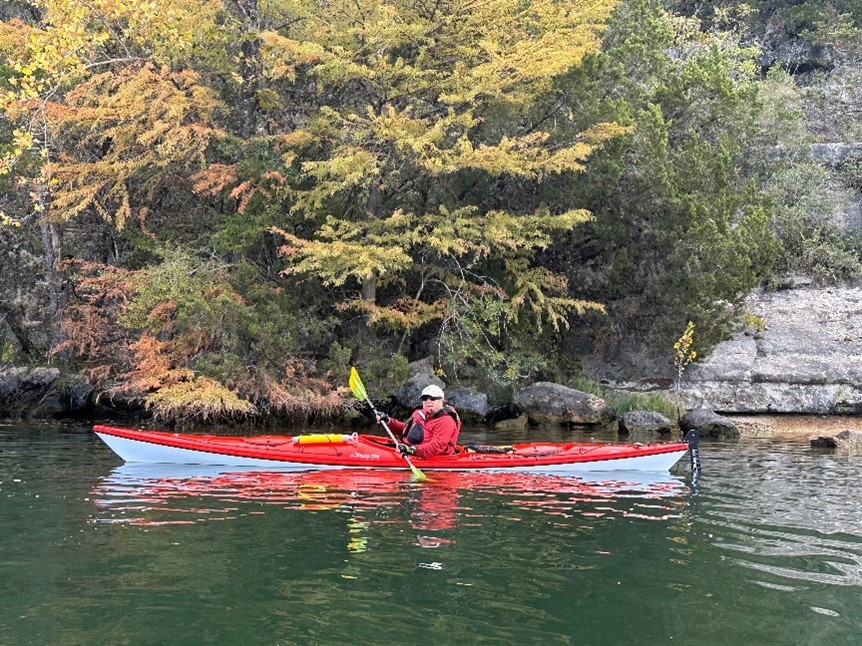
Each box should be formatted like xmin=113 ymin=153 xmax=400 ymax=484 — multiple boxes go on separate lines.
xmin=0 ymin=0 xmax=223 ymax=183
xmin=0 ymin=0 xmax=624 ymax=417
xmin=40 ymin=64 xmax=220 ymax=228
xmin=744 ymin=312 xmax=766 ymax=332
xmin=145 ymin=375 xmax=256 ymax=422
xmin=673 ymin=321 xmax=697 ymax=381
xmin=272 ymin=0 xmax=622 ymax=340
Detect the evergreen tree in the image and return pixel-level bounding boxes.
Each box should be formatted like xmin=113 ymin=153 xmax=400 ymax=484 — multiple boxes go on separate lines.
xmin=555 ymin=0 xmax=778 ymax=370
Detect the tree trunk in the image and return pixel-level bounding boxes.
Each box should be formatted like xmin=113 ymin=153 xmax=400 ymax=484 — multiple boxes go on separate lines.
xmin=0 ymin=305 xmax=37 ymax=358
xmin=361 ymin=182 xmax=382 ymax=303
xmin=38 ymin=221 xmax=61 ymax=317
xmin=361 ymin=270 xmax=378 ymax=303
xmin=236 ymin=0 xmax=260 ymax=139
xmin=36 ymin=181 xmax=63 ymax=350
xmin=36 ymin=184 xmax=62 ymax=298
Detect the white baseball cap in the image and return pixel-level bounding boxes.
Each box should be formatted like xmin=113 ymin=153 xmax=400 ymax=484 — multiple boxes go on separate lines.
xmin=420 ymin=385 xmax=444 ymax=400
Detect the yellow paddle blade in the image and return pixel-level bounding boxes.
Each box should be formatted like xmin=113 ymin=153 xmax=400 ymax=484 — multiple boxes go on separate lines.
xmin=410 ymin=464 xmax=429 ymax=481
xmin=348 ymin=367 xmax=367 ymax=401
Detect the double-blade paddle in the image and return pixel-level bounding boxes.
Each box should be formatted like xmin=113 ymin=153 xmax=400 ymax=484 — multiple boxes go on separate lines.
xmin=349 ymin=367 xmax=428 ymax=482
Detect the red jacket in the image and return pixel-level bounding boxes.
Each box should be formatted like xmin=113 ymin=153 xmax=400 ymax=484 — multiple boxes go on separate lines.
xmin=387 ymin=406 xmax=461 ymax=458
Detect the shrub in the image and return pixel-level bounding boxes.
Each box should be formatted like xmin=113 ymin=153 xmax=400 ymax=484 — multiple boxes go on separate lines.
xmin=608 ymin=392 xmax=679 ymax=419
xmin=566 ymin=376 xmax=606 ymax=397
xmin=744 ymin=312 xmax=767 ymax=332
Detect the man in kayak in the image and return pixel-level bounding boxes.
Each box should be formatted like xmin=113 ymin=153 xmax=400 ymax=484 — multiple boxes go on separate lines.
xmin=377 ymin=385 xmax=461 ymax=458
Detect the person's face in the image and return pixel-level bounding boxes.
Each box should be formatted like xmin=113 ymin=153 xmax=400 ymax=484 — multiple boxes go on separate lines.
xmin=421 ymin=395 xmax=444 ymax=414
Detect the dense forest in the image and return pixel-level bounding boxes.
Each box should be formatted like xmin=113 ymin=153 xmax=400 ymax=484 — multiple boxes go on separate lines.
xmin=0 ymin=0 xmax=860 ymax=422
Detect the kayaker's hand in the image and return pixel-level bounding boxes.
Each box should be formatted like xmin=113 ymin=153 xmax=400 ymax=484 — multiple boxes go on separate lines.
xmin=397 ymin=443 xmax=416 ymax=456
xmin=374 ymin=410 xmax=390 ymax=424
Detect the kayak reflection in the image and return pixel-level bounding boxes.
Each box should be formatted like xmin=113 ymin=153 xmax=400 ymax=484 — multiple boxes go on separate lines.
xmin=92 ymin=464 xmax=690 ymax=532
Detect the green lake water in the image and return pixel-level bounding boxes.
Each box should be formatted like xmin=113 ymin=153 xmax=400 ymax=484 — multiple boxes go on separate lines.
xmin=2 ymin=420 xmax=861 ymax=645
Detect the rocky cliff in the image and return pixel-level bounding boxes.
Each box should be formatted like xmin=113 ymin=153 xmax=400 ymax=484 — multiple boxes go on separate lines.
xmin=681 ymin=284 xmax=862 ymax=414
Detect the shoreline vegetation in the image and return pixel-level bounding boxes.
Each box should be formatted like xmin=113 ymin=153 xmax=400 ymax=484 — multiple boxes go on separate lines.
xmin=5 ymin=362 xmax=862 ymax=452
xmin=1 ymin=1 xmax=860 ymax=428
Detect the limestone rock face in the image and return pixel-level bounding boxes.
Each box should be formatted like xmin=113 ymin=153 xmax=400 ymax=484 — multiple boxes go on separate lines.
xmin=514 ymin=382 xmax=614 ymax=426
xmin=809 ymin=143 xmax=862 ymax=166
xmin=682 ymin=286 xmax=862 ymax=414
xmin=758 ymin=30 xmax=835 ymax=74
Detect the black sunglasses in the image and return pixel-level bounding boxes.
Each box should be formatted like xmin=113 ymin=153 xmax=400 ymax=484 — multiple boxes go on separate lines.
xmin=420 ymin=395 xmax=443 ymax=401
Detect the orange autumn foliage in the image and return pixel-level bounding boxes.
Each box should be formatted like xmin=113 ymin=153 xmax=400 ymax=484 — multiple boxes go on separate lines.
xmin=55 ymin=259 xmax=348 ymax=424
xmin=53 ymin=260 xmax=135 ymax=383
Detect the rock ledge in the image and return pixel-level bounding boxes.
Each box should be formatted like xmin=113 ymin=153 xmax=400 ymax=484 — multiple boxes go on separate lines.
xmin=682 ymin=286 xmax=862 ymax=414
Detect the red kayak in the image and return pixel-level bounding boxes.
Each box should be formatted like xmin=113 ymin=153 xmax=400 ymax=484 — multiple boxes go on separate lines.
xmin=94 ymin=425 xmax=692 ymax=473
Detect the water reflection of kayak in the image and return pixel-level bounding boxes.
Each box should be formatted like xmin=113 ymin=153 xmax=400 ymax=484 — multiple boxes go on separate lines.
xmin=93 ymin=425 xmax=691 ymax=473
xmin=91 ymin=465 xmax=690 ymax=531
xmin=94 ymin=463 xmax=688 ymax=508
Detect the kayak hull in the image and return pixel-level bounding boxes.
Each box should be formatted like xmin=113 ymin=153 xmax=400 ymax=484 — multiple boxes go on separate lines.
xmin=93 ymin=425 xmax=689 ymax=473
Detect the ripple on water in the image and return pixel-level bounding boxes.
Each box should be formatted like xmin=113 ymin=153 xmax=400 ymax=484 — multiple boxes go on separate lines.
xmin=697 ymin=440 xmax=862 ymax=590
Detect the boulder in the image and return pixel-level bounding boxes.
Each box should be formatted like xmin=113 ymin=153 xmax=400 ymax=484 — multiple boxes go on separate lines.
xmin=30 ymin=375 xmax=94 ymax=418
xmin=513 ymin=382 xmax=614 ymax=426
xmin=0 ymin=370 xmax=19 ymax=399
xmin=680 ymin=408 xmax=739 ymax=439
xmin=0 ymin=366 xmax=61 ymax=417
xmin=445 ymin=388 xmax=489 ymax=420
xmin=21 ymin=366 xmax=60 ymax=388
xmin=494 ymin=413 xmax=528 ymax=431
xmin=65 ymin=376 xmax=94 ymax=411
xmin=393 ymin=356 xmax=443 ymax=409
xmin=30 ymin=391 xmax=69 ymax=418
xmin=618 ymin=410 xmax=674 ymax=436
xmin=810 ymin=429 xmax=862 ymax=453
